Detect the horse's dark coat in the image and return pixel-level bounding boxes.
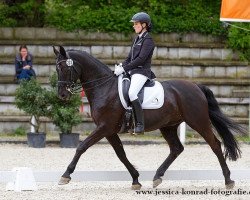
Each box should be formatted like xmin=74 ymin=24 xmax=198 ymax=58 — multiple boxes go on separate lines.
xmin=54 ymin=46 xmax=245 ymax=189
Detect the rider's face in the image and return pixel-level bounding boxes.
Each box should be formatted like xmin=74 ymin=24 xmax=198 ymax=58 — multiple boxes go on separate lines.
xmin=133 ymin=22 xmax=146 ymax=34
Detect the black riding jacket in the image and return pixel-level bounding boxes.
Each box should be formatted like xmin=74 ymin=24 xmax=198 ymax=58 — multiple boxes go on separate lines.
xmin=122 ymin=31 xmax=156 ymax=79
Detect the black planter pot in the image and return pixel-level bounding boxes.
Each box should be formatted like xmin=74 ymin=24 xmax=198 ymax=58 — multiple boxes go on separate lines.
xmin=27 ymin=132 xmax=46 ymax=148
xmin=59 ymin=133 xmax=79 ymax=148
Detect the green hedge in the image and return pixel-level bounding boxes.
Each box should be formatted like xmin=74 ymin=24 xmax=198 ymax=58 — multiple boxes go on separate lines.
xmin=44 ymin=0 xmax=225 ymax=36
xmin=0 ymin=0 xmax=45 ymax=27
xmin=0 ymin=0 xmax=225 ymax=35
xmin=0 ymin=3 xmax=16 ymax=26
xmin=227 ymin=23 xmax=250 ymax=61
xmin=0 ymin=0 xmax=249 ymax=60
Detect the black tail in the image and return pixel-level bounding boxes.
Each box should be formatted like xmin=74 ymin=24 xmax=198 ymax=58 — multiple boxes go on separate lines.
xmin=198 ymin=84 xmax=246 ymax=161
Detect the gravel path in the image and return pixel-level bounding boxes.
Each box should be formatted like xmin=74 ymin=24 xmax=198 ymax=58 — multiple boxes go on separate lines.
xmin=0 ymin=143 xmax=250 ymax=200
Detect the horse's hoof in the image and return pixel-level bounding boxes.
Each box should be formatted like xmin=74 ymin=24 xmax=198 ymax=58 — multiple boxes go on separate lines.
xmin=226 ymin=181 xmax=235 ymax=189
xmin=131 ymin=184 xmax=142 ymax=190
xmin=153 ymin=178 xmax=162 ymax=188
xmin=58 ymin=177 xmax=71 ymax=185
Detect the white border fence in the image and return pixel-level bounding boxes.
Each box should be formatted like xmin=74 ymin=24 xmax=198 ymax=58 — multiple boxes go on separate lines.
xmin=1 ymin=169 xmax=250 ymax=183
xmin=1 ymin=168 xmax=250 ymax=191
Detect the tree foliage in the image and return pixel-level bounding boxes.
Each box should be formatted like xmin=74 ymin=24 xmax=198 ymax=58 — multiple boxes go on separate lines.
xmin=0 ymin=0 xmax=249 ymax=60
xmin=15 ymin=76 xmax=83 ymax=134
xmin=0 ymin=0 xmax=45 ymax=27
xmin=47 ymin=73 xmax=82 ymax=134
xmin=227 ymin=23 xmax=250 ymax=61
xmin=15 ymin=78 xmax=50 ymax=133
xmin=44 ymin=0 xmax=225 ymax=35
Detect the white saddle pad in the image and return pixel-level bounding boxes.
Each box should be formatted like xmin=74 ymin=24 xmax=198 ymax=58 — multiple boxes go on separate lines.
xmin=118 ymin=75 xmax=164 ymax=109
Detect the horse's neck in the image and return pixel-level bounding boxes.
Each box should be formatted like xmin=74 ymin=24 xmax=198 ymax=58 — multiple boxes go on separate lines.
xmin=73 ymin=52 xmax=112 ymax=83
xmin=83 ymin=75 xmax=117 ymax=115
xmin=72 ymin=51 xmax=116 ymax=104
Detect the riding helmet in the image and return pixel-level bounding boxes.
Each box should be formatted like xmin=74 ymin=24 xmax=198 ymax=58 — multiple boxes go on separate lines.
xmin=130 ymin=12 xmax=152 ymax=31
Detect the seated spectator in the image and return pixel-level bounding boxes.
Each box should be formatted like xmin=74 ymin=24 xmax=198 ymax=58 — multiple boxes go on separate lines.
xmin=15 ymin=45 xmax=36 ymax=82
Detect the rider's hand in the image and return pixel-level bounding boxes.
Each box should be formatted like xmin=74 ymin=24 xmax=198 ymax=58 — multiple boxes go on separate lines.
xmin=114 ymin=63 xmax=125 ymax=76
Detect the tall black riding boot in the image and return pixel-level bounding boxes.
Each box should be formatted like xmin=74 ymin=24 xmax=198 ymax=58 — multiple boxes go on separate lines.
xmin=131 ymin=99 xmax=144 ymax=135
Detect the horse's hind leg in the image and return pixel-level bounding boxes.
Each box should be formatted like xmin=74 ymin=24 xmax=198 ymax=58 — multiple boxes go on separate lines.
xmin=187 ymin=119 xmax=235 ymax=189
xmin=153 ymin=126 xmax=184 ymax=188
xmin=106 ymin=134 xmax=141 ymax=190
xmin=203 ymin=129 xmax=234 ymax=189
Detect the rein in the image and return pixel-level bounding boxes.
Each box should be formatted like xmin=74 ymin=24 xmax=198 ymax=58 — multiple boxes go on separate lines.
xmin=82 ymin=75 xmax=114 ymax=91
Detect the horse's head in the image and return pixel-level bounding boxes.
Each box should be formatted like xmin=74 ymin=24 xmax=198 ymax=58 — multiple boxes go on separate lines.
xmin=53 ymin=46 xmax=79 ymax=101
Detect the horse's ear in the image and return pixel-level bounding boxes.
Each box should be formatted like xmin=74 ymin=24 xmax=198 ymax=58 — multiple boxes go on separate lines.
xmin=59 ymin=45 xmax=67 ymax=58
xmin=53 ymin=46 xmax=59 ymax=56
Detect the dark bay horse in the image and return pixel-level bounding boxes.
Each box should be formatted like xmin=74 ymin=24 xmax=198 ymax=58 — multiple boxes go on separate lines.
xmin=53 ymin=45 xmax=244 ymax=190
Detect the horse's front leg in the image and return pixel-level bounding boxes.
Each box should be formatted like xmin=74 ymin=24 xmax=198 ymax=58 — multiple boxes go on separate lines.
xmin=58 ymin=126 xmax=107 ymax=185
xmin=106 ymin=134 xmax=141 ymax=190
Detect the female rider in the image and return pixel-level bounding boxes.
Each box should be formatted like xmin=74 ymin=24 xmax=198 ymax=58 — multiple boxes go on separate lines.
xmin=114 ymin=12 xmax=156 ymax=135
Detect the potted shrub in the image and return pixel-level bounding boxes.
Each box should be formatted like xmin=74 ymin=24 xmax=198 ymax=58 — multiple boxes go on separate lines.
xmin=15 ymin=79 xmax=49 ymax=148
xmin=47 ymin=73 xmax=82 ymax=148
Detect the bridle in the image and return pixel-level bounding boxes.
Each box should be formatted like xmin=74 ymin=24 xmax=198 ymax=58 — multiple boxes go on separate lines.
xmin=56 ymin=56 xmax=114 ymax=94
xmin=56 ymin=58 xmax=82 ymax=94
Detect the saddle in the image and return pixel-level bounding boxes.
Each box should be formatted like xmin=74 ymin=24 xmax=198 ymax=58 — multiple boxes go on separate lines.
xmin=118 ymin=73 xmax=164 ymax=133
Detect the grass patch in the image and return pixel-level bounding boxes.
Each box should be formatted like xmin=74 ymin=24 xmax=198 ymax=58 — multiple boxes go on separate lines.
xmin=13 ymin=127 xmax=26 ymax=136
xmin=236 ymin=135 xmax=250 ymax=143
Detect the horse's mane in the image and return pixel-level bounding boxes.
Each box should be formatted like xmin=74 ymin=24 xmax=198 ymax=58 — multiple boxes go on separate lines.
xmin=67 ymin=49 xmax=113 ymax=74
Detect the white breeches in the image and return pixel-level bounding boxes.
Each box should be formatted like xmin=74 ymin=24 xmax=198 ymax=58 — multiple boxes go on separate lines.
xmin=128 ymin=74 xmax=148 ymax=101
